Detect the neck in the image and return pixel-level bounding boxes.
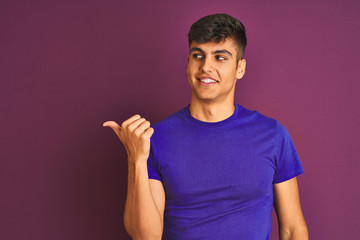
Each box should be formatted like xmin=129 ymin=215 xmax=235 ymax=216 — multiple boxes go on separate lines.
xmin=188 ymin=99 xmax=235 ymax=123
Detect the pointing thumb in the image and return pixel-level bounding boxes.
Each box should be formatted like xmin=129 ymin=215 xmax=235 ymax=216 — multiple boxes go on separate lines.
xmin=103 ymin=121 xmax=122 ymax=138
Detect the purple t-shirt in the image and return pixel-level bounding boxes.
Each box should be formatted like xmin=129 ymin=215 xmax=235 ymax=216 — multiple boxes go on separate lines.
xmin=147 ymin=104 xmax=304 ymax=240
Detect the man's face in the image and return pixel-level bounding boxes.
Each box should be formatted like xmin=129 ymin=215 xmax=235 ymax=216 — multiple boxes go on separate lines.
xmin=187 ymin=38 xmax=246 ymax=103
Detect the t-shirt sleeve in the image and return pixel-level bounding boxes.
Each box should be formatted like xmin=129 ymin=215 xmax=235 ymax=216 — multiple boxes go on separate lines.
xmin=273 ymin=121 xmax=304 ymax=183
xmin=147 ymin=138 xmax=162 ymax=181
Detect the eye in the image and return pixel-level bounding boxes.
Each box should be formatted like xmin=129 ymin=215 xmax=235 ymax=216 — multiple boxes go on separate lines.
xmin=216 ymin=55 xmax=226 ymax=61
xmin=192 ymin=53 xmax=203 ymax=59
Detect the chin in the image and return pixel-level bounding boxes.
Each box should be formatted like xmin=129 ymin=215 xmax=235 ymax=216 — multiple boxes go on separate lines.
xmin=196 ymin=95 xmax=218 ymax=103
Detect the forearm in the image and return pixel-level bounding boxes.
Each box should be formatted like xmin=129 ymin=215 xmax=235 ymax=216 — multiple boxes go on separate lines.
xmin=124 ymin=160 xmax=163 ymax=240
xmin=279 ymin=225 xmax=309 ymax=240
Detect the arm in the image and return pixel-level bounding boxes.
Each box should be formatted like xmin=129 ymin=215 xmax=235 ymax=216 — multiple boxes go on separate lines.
xmin=273 ymin=177 xmax=309 ymax=240
xmin=103 ymin=115 xmax=165 ymax=240
xmin=124 ymin=162 xmax=165 ymax=240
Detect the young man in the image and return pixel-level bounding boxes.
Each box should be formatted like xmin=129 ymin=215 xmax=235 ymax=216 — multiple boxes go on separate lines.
xmin=103 ymin=14 xmax=308 ymax=240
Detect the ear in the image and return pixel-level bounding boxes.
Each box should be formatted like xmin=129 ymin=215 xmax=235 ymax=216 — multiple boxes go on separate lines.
xmin=236 ymin=59 xmax=246 ymax=79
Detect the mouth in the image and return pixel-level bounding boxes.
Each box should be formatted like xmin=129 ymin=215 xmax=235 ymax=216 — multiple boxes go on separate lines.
xmin=196 ymin=77 xmax=219 ymax=86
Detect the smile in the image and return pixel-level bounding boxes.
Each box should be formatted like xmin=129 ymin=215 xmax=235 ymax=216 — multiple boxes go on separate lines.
xmin=197 ymin=78 xmax=219 ymax=86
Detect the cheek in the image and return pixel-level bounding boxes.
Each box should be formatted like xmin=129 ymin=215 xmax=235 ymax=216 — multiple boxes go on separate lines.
xmin=187 ymin=64 xmax=198 ymax=77
xmin=219 ymin=66 xmax=237 ymax=79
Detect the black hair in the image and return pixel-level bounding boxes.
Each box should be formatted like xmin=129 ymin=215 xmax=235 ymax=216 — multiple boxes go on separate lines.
xmin=188 ymin=13 xmax=247 ymax=61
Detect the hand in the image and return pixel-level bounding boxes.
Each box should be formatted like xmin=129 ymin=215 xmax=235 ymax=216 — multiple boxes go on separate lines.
xmin=103 ymin=115 xmax=154 ymax=163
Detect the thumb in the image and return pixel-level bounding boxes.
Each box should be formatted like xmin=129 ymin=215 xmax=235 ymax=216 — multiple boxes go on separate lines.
xmin=103 ymin=121 xmax=122 ymax=139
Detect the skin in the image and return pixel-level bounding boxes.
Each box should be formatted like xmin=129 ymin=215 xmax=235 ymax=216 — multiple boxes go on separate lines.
xmin=274 ymin=178 xmax=309 ymax=239
xmin=103 ymin=37 xmax=308 ymax=240
xmin=186 ymin=38 xmax=246 ymax=122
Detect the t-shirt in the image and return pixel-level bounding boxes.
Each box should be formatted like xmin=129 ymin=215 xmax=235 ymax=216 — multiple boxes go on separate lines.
xmin=147 ymin=103 xmax=304 ymax=240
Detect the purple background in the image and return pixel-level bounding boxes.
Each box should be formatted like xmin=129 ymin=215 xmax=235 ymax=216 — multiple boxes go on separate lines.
xmin=1 ymin=0 xmax=359 ymax=239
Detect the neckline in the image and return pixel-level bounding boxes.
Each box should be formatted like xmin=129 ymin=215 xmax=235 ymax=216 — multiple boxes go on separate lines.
xmin=184 ymin=104 xmax=240 ymax=127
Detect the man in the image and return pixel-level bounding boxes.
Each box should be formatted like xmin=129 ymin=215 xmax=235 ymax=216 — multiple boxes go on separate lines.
xmin=103 ymin=13 xmax=308 ymax=240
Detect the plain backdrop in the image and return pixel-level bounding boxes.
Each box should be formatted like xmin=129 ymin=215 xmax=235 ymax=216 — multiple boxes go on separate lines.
xmin=1 ymin=0 xmax=359 ymax=239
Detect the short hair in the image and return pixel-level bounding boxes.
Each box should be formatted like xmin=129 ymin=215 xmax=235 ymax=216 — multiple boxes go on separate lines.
xmin=188 ymin=13 xmax=247 ymax=61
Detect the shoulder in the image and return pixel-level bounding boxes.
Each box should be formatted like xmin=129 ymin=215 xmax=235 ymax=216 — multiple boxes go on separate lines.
xmin=149 ymin=106 xmax=191 ymax=148
xmin=237 ymin=104 xmax=279 ymax=129
xmin=236 ymin=104 xmax=293 ymax=141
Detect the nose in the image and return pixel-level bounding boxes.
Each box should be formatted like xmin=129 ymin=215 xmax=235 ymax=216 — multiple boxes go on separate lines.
xmin=201 ymin=56 xmax=214 ymax=73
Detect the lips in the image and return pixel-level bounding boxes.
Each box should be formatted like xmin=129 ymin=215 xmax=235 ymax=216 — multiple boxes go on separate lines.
xmin=196 ymin=76 xmax=219 ymax=86
xmin=199 ymin=78 xmax=217 ymax=83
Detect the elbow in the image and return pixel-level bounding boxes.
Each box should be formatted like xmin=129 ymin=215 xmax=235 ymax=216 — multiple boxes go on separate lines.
xmin=126 ymin=229 xmax=163 ymax=240
xmin=132 ymin=235 xmax=162 ymax=240
xmin=279 ymin=224 xmax=309 ymax=240
xmin=124 ymin=217 xmax=163 ymax=240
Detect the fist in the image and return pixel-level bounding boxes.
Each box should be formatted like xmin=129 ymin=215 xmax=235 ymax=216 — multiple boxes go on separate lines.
xmin=103 ymin=114 xmax=154 ymax=163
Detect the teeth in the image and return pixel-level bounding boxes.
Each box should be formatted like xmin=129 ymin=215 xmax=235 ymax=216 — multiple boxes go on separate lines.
xmin=200 ymin=78 xmax=217 ymax=83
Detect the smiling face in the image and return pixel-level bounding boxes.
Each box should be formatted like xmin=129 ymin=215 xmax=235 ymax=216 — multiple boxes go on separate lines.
xmin=187 ymin=38 xmax=246 ymax=105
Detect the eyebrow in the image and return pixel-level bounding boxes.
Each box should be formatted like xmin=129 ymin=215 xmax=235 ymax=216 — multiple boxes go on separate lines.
xmin=190 ymin=47 xmax=233 ymax=58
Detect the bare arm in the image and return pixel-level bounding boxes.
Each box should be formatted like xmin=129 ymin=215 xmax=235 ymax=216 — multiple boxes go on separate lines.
xmin=273 ymin=177 xmax=309 ymax=240
xmin=103 ymin=115 xmax=165 ymax=240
